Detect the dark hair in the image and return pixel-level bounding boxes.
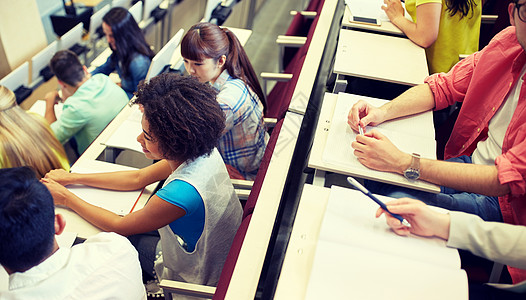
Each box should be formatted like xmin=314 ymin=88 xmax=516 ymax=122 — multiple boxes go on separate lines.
xmin=0 ymin=167 xmax=56 ymax=272
xmin=445 ymin=0 xmax=477 ymax=18
xmin=49 ymin=50 xmax=85 ymax=86
xmin=133 ymin=74 xmax=225 ymax=162
xmin=181 ymin=22 xmax=266 ymax=113
xmin=103 ymin=7 xmax=155 ymax=78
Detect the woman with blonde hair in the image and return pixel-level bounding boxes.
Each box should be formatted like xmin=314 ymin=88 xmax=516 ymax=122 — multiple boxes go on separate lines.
xmin=0 ymin=86 xmax=69 ymax=177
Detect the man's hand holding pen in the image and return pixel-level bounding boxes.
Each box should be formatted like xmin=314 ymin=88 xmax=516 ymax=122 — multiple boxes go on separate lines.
xmin=347 ymin=99 xmax=387 ymax=132
xmin=348 ymin=101 xmax=412 ymax=174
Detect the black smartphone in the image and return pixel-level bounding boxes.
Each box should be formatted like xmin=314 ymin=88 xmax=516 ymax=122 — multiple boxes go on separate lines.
xmin=351 ymin=16 xmax=381 ymax=26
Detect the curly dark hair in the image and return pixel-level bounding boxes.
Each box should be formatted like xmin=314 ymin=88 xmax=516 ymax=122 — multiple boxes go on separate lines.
xmin=133 ymin=74 xmax=225 ymax=162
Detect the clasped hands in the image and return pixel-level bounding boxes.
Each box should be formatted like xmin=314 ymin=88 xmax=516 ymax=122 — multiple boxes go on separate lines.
xmin=347 ymin=100 xmax=411 ymax=174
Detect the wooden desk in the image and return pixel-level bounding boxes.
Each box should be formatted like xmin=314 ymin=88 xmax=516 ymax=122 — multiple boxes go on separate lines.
xmin=308 ymin=93 xmax=440 ymax=193
xmin=274 ymin=184 xmax=329 ymax=300
xmin=341 ymin=5 xmax=404 ymax=37
xmin=333 ymin=29 xmax=428 ymax=88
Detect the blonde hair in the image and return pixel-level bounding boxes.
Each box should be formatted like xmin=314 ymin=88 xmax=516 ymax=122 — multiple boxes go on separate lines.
xmin=0 ymin=86 xmax=68 ymax=177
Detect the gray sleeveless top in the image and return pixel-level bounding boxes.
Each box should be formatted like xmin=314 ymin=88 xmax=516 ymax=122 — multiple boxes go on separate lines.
xmin=154 ymin=148 xmax=242 ymax=287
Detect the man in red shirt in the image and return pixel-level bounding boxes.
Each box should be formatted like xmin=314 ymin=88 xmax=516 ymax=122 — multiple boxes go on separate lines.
xmin=348 ymin=1 xmax=526 ymax=284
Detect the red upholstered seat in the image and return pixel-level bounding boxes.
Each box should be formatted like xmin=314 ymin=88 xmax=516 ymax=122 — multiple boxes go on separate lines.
xmin=213 ymin=214 xmax=252 ymax=300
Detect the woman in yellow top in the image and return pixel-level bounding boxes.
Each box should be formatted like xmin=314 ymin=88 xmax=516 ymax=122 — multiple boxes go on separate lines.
xmin=0 ymin=86 xmax=69 ymax=177
xmin=383 ymin=0 xmax=481 ymax=74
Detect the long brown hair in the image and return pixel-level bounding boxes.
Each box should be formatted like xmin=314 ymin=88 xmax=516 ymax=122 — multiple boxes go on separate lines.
xmin=445 ymin=0 xmax=478 ymax=18
xmin=181 ymin=22 xmax=266 ymax=113
xmin=0 ymin=86 xmax=68 ymax=177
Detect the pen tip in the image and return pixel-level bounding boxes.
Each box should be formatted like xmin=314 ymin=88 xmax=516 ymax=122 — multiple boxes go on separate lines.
xmin=402 ymin=219 xmax=411 ymax=227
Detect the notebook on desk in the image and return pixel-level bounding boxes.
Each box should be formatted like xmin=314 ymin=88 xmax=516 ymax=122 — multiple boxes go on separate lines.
xmin=322 ymin=93 xmax=440 ymax=193
xmin=305 ymin=185 xmax=468 ymax=300
xmin=102 ymin=104 xmax=143 ymax=153
xmin=68 ymin=160 xmax=144 ymax=216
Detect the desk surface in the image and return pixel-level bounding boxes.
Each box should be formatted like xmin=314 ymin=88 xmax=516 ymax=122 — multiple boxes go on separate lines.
xmin=274 ymin=184 xmax=330 ymax=299
xmin=309 ymin=93 xmax=440 ymax=193
xmin=333 ymin=29 xmax=428 ymax=86
xmin=341 ymin=5 xmax=404 ymax=36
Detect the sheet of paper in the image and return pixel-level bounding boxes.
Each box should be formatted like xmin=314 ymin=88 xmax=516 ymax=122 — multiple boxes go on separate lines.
xmin=68 ymin=160 xmax=143 ymax=216
xmin=29 ymin=100 xmax=63 ymax=119
xmin=306 ymin=240 xmax=468 ymax=300
xmin=103 ymin=104 xmax=143 ymax=153
xmin=345 ymin=0 xmax=412 ymax=23
xmin=345 ymin=0 xmax=389 ymax=22
xmin=323 ymin=186 xmax=461 ymax=268
xmin=322 ymin=93 xmax=438 ymax=191
xmin=305 ymin=186 xmax=468 ymax=300
xmin=57 ymin=231 xmax=77 ymax=249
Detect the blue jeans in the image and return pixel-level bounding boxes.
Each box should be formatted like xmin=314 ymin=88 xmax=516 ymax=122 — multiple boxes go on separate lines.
xmin=365 ymin=156 xmax=503 ymax=222
xmin=127 ymin=231 xmax=162 ymax=281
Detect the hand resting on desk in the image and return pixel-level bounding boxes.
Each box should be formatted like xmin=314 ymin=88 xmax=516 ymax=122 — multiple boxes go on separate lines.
xmin=45 ymin=168 xmax=75 ymax=186
xmin=41 ymin=177 xmax=74 ymax=207
xmin=351 ymin=129 xmax=412 ymax=174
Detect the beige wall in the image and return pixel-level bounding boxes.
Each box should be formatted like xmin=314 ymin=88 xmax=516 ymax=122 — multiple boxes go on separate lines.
xmin=0 ymin=0 xmax=47 ymax=79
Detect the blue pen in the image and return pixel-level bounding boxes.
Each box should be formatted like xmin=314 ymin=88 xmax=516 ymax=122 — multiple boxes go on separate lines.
xmin=346 ymin=177 xmax=411 ymax=227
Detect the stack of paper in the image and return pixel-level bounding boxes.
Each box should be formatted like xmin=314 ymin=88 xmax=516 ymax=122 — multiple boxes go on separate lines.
xmin=305 ymin=186 xmax=468 ymax=299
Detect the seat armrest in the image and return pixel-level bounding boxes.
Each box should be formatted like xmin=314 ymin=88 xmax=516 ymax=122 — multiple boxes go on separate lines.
xmin=260 ymin=73 xmax=293 ymax=81
xmin=276 ymin=35 xmax=307 ymax=47
xmin=260 ymin=73 xmax=293 ymax=94
xmin=264 ymin=117 xmax=278 ymax=128
xmin=160 ymin=279 xmax=216 ymax=299
xmin=231 ymin=179 xmax=254 ymax=189
xmin=481 ymin=15 xmax=498 ymax=24
xmin=235 ymin=188 xmax=250 ymax=200
xmin=289 ymin=10 xmax=317 ymax=19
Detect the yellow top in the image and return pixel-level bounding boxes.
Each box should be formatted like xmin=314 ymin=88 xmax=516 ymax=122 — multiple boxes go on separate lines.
xmin=405 ymin=0 xmax=481 ymax=74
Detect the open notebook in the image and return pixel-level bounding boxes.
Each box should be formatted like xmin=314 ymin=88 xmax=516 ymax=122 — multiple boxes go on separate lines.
xmin=322 ymin=93 xmax=440 ymax=193
xmin=305 ymin=185 xmax=468 ymax=299
xmin=67 ymin=160 xmax=144 ymax=216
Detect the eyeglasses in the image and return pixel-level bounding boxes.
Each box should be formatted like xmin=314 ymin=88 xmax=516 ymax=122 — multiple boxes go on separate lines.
xmin=515 ymin=1 xmax=526 ymax=23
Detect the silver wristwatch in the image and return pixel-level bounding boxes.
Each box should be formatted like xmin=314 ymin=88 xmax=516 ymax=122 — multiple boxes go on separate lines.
xmin=403 ymin=153 xmax=421 ymax=180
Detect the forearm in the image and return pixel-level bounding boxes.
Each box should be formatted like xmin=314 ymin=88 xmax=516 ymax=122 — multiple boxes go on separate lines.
xmin=448 ymin=211 xmax=526 ymax=269
xmin=391 ymin=18 xmax=437 ymax=48
xmin=67 ymin=160 xmax=171 ymax=190
xmin=381 ymin=84 xmax=436 ymax=121
xmin=67 ymin=170 xmax=145 ymax=190
xmin=418 ymin=159 xmax=510 ymax=196
xmin=391 ymin=3 xmax=441 ymax=48
xmin=45 ymin=103 xmax=57 ymax=124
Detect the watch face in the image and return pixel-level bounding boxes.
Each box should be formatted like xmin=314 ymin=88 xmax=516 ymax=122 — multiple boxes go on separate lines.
xmin=404 ymin=169 xmax=420 ymax=180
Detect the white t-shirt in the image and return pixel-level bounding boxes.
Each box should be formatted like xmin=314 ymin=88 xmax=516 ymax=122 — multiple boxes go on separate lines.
xmin=2 ymin=232 xmax=146 ymax=300
xmin=472 ymin=66 xmax=525 ymax=165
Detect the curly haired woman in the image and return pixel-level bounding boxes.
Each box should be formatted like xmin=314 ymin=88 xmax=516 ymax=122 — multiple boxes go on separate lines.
xmin=43 ymin=74 xmax=242 ymax=290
